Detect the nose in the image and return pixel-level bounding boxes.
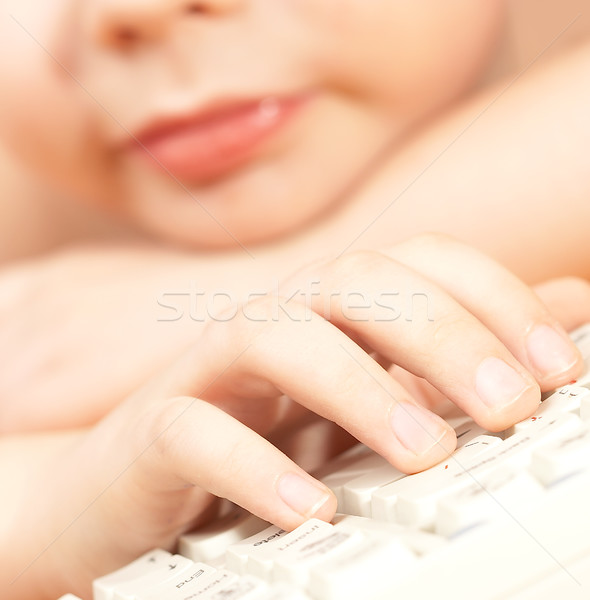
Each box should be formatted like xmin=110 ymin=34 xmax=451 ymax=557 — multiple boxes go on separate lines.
xmin=87 ymin=0 xmax=243 ymax=49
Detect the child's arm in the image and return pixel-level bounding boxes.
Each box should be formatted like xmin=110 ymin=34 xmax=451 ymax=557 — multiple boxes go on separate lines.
xmin=0 ymin=244 xmax=276 ymax=433
xmin=294 ymin=40 xmax=590 ymax=284
xmin=2 ymin=236 xmax=586 ymax=600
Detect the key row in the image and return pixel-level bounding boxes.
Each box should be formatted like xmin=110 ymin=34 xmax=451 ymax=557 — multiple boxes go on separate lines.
xmin=91 ymin=514 xmax=433 ymax=600
xmin=89 ymin=461 xmax=590 ymax=600
xmin=315 ymin=385 xmax=590 ymax=536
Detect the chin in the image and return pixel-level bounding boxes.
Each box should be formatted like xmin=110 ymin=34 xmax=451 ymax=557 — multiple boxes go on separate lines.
xmin=113 ymin=200 xmax=299 ymax=251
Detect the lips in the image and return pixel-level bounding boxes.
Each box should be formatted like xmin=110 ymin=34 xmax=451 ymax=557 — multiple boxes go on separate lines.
xmin=127 ymin=95 xmax=308 ymax=183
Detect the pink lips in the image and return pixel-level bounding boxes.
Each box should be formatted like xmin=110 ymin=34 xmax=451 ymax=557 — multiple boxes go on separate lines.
xmin=128 ymin=95 xmax=308 ymax=183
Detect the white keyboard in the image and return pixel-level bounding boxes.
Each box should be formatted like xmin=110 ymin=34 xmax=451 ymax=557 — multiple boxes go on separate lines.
xmin=60 ymin=325 xmax=590 ymax=600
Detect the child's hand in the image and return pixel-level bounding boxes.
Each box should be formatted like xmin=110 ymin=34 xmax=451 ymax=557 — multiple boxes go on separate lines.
xmin=13 ymin=234 xmax=587 ymax=599
xmin=0 ymin=245 xmax=214 ymax=432
xmin=114 ymin=234 xmax=585 ymax=523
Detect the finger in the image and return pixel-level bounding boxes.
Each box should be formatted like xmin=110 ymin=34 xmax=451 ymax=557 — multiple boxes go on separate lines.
xmin=533 ymin=276 xmax=590 ymax=332
xmin=283 ymin=249 xmax=541 ymax=431
xmin=389 ymin=234 xmax=583 ymax=390
xmin=178 ymin=299 xmax=457 ymax=474
xmin=138 ymin=396 xmax=337 ymax=531
xmin=388 ymin=364 xmax=457 ymax=417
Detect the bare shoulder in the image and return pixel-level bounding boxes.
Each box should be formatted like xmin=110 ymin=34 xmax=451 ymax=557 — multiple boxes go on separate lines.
xmin=507 ymin=0 xmax=589 ymax=54
xmin=488 ymin=0 xmax=590 ymax=80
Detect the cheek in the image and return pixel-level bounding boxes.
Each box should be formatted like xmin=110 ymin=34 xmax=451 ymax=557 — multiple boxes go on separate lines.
xmin=0 ymin=72 xmax=106 ymax=203
xmin=0 ymin=2 xmax=97 ymax=188
xmin=312 ymin=0 xmax=504 ymax=114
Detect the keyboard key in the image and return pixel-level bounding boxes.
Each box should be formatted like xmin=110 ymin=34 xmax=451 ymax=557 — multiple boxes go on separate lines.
xmin=140 ymin=570 xmax=313 ymax=600
xmin=136 ymin=567 xmax=236 ymax=600
xmin=193 ymin=574 xmax=270 ymax=599
xmin=93 ymin=549 xmax=173 ymax=600
xmin=390 ymin=468 xmax=590 ymax=599
xmin=435 ymin=467 xmax=545 ymax=537
xmin=547 ymin=386 xmax=590 ymax=414
xmin=341 ymin=462 xmax=405 ymax=517
xmin=258 ymin=590 xmax=312 ymax=600
xmin=332 ymin=514 xmax=446 ymax=556
xmin=112 ymin=555 xmax=198 ymax=600
xmin=377 ymin=413 xmax=580 ymax=528
xmin=339 ymin=420 xmax=495 ymax=519
xmin=314 ymin=446 xmax=383 ymax=509
xmin=454 ymin=419 xmax=497 ymax=445
xmin=569 ymin=323 xmax=590 ymax=381
xmin=225 ymin=525 xmax=290 ymax=575
xmin=504 ymin=386 xmax=590 ymax=437
xmin=272 ymin=526 xmax=365 ymax=587
xmin=308 ymin=533 xmax=416 ymax=600
xmin=530 ymin=424 xmax=590 ymax=485
xmin=371 ymin=434 xmax=502 ymax=525
xmin=577 ymin=384 xmax=590 ymax=421
xmin=179 ymin=509 xmax=269 ymax=563
xmin=244 ymin=519 xmax=333 ymax=581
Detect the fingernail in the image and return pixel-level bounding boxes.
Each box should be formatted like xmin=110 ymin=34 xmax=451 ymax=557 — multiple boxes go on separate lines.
xmin=526 ymin=324 xmax=579 ymax=378
xmin=476 ymin=357 xmax=532 ymax=409
xmin=276 ymin=473 xmax=332 ymax=519
xmin=391 ymin=402 xmax=449 ymax=455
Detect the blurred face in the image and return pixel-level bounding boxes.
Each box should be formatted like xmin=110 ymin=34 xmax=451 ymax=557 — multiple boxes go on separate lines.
xmin=0 ymin=0 xmax=503 ymax=248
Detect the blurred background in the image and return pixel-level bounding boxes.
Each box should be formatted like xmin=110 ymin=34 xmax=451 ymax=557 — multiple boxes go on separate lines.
xmin=0 ymin=0 xmax=588 ymax=263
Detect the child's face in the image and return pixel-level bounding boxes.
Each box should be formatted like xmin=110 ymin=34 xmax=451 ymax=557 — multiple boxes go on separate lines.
xmin=0 ymin=1 xmax=502 ymax=248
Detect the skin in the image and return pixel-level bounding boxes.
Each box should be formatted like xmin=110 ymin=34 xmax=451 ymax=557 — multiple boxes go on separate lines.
xmin=1 ymin=1 xmax=590 ymax=598
xmin=0 ymin=0 xmax=503 ymax=248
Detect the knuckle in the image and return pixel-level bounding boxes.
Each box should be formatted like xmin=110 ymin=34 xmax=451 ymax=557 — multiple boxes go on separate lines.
xmin=243 ymin=294 xmax=282 ymax=323
xmin=429 ymin=311 xmax=472 ymax=351
xmin=201 ymin=294 xmax=309 ymax=382
xmin=203 ymin=296 xmax=273 ymax=349
xmin=324 ymin=250 xmax=389 ymax=287
xmin=332 ymin=366 xmax=371 ymax=414
xmin=241 ymin=293 xmax=310 ymax=331
xmin=218 ymin=438 xmax=251 ymax=482
xmin=403 ymin=231 xmax=456 ymax=254
xmin=139 ymin=396 xmax=199 ymax=460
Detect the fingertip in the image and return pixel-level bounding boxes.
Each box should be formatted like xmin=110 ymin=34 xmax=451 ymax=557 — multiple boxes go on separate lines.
xmin=388 ymin=402 xmax=457 ymax=474
xmin=525 ymin=323 xmax=583 ymax=389
xmin=390 ymin=402 xmax=456 ymax=456
xmin=307 ymin=487 xmax=339 ymax=525
xmin=275 ymin=472 xmax=337 ymax=529
xmin=408 ymin=427 xmax=457 ymax=474
xmin=475 ymin=380 xmax=541 ymax=432
xmin=537 ymin=354 xmax=584 ymax=393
